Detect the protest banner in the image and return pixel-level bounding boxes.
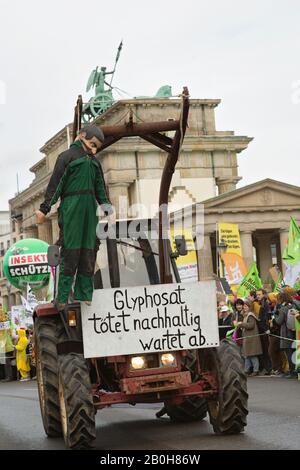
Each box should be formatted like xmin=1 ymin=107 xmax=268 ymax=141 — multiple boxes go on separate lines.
xmin=218 ymin=223 xmax=247 ymax=288
xmin=237 ymin=262 xmax=263 ymax=298
xmin=81 ymin=281 xmax=219 ymax=358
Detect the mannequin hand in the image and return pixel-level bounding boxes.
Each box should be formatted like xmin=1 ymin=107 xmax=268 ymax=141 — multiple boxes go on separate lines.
xmin=107 ymin=212 xmax=116 ymax=225
xmin=35 ymin=210 xmax=46 ymax=224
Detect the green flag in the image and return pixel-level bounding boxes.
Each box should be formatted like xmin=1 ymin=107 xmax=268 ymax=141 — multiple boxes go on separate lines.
xmin=237 ymin=262 xmax=263 ymax=298
xmin=226 ymin=327 xmax=237 ymax=339
xmin=273 ymin=272 xmax=285 ymax=293
xmin=282 ymin=217 xmax=300 ymax=266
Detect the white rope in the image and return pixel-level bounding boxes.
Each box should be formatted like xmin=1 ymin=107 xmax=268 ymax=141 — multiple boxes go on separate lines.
xmin=268 ymin=332 xmax=300 ymax=343
xmin=220 ymin=328 xmax=300 ymax=343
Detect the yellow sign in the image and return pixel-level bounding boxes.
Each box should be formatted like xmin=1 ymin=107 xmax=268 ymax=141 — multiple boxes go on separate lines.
xmin=221 ymin=253 xmax=247 ymax=285
xmin=170 ymin=229 xmax=198 ymax=282
xmin=218 ymin=223 xmax=247 ymax=289
xmin=218 ymin=223 xmax=242 ymax=256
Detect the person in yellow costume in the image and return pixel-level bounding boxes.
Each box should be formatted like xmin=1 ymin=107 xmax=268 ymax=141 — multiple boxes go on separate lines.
xmin=15 ymin=329 xmax=30 ymax=381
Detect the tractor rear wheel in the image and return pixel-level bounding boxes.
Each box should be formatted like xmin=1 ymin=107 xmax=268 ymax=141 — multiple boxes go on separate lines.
xmin=58 ymin=353 xmax=96 ymax=449
xmin=34 ymin=316 xmax=66 ymax=437
xmin=162 ymin=350 xmax=207 ymax=422
xmin=207 ymin=339 xmax=248 ymax=434
xmin=164 ymin=396 xmax=207 ymax=422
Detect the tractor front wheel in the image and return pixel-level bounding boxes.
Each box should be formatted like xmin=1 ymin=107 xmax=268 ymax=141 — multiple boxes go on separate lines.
xmin=58 ymin=353 xmax=96 ymax=449
xmin=207 ymin=339 xmax=248 ymax=434
xmin=34 ymin=316 xmax=65 ymax=437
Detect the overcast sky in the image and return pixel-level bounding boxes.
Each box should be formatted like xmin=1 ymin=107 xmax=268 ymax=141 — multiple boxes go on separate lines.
xmin=0 ymin=0 xmax=300 ymax=210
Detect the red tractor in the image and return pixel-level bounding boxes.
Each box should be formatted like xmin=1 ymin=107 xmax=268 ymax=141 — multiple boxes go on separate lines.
xmin=34 ymin=89 xmax=248 ymax=449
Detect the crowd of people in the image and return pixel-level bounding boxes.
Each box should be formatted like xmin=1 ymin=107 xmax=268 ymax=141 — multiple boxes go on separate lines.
xmin=1 ymin=288 xmax=300 ymax=383
xmin=218 ymin=288 xmax=300 ymax=378
xmin=0 ymin=324 xmax=36 ymax=383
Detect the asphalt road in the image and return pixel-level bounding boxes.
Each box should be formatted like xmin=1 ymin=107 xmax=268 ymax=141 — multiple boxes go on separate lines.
xmin=0 ymin=377 xmax=299 ymax=450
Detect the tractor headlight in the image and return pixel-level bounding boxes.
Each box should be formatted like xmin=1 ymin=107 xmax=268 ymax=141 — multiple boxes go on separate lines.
xmin=160 ymin=353 xmax=176 ymax=367
xmin=130 ymin=356 xmax=146 ymax=370
xmin=68 ymin=310 xmax=77 ymax=327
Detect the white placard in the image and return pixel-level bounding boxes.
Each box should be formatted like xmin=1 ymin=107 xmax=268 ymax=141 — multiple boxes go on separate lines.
xmin=81 ymin=281 xmax=219 ymax=358
xmin=0 ymin=321 xmax=10 ymax=330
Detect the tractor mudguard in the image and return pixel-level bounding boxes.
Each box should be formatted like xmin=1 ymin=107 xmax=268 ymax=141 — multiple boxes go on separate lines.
xmin=34 ymin=303 xmax=59 ymax=318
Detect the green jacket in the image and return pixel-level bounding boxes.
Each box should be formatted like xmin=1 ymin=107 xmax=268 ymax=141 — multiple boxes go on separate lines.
xmin=40 ymin=140 xmax=112 ymax=215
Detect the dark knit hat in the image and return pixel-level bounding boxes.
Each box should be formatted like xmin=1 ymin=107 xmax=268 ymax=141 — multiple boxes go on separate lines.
xmin=79 ymin=124 xmax=105 ymax=143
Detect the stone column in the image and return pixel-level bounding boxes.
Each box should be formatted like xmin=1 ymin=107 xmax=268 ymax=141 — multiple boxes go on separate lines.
xmin=38 ymin=220 xmax=53 ymax=244
xmin=279 ymin=229 xmax=289 ymax=274
xmin=24 ymin=226 xmax=38 ymax=239
xmin=15 ymin=292 xmax=21 ymax=305
xmin=240 ymin=230 xmax=254 ymax=269
xmin=108 ymin=183 xmax=130 ymax=218
xmin=9 ymin=293 xmax=16 ymax=308
xmin=216 ymin=178 xmax=236 ymax=195
xmin=256 ymin=233 xmax=273 ymax=282
xmin=203 ymin=104 xmax=216 ymax=133
xmin=197 ymin=234 xmax=214 ymax=280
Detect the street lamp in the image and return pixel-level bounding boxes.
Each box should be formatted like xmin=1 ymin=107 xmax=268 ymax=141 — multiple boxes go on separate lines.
xmin=216 ymin=238 xmax=228 ymax=278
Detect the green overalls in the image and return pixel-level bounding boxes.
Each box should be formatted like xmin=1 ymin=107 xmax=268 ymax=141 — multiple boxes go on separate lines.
xmin=49 ymin=141 xmax=111 ymax=303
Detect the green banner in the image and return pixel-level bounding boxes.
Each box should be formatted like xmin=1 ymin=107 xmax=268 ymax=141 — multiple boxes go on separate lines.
xmin=282 ymin=217 xmax=300 ymax=266
xmin=273 ymin=272 xmax=285 ymax=293
xmin=237 ymin=262 xmax=263 ymax=298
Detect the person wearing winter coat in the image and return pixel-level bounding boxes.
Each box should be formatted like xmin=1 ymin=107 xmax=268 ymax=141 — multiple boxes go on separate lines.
xmin=218 ymin=305 xmax=233 ymax=340
xmin=232 ymin=298 xmax=244 ymax=348
xmin=15 ymin=329 xmax=30 ymax=381
xmin=268 ymin=293 xmax=284 ymax=374
xmin=235 ymin=300 xmax=262 ymax=376
xmin=273 ymin=292 xmax=297 ymax=377
xmin=256 ymin=289 xmax=272 ymax=374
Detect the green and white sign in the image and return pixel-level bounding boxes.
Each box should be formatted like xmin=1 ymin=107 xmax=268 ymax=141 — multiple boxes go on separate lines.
xmin=3 ymin=238 xmax=50 ymax=290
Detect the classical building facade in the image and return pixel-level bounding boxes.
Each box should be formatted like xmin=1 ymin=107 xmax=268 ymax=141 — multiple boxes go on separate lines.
xmin=4 ymin=95 xmax=255 ymax=305
xmin=0 ymin=211 xmax=20 ymax=309
xmin=5 ymin=96 xmax=300 ymax=302
xmin=194 ymin=179 xmax=300 ymax=284
xmin=9 ymin=96 xmax=252 ymax=241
